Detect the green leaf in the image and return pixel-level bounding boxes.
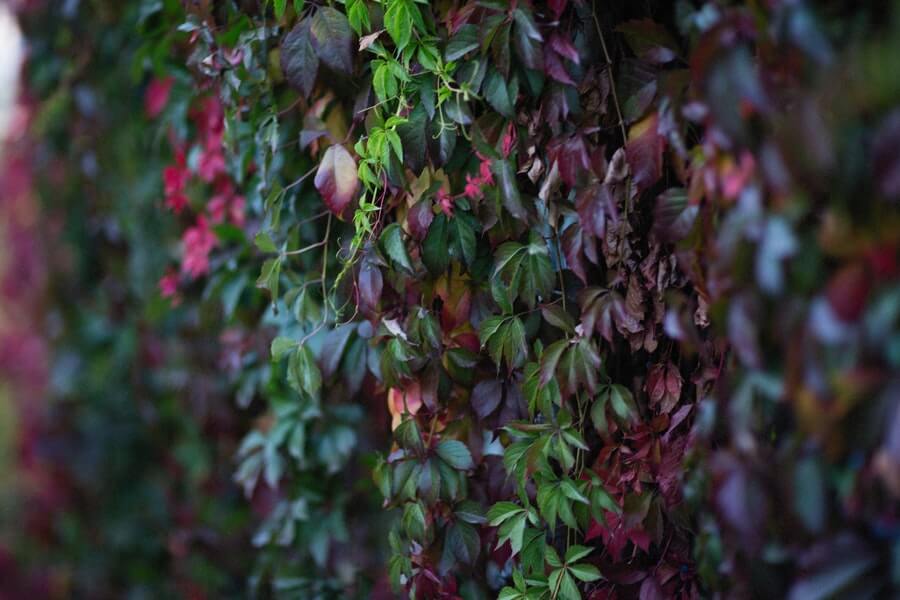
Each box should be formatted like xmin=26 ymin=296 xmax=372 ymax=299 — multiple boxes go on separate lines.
xmin=541 ymin=303 xmax=575 ymax=333
xmin=558 ymin=570 xmax=581 ymax=600
xmin=520 ymin=527 xmax=546 ymax=575
xmin=346 ymin=0 xmax=369 ymax=34
xmin=274 ymin=0 xmax=287 ymax=20
xmin=446 ymin=521 xmax=480 ymax=565
xmin=380 ymin=223 xmax=413 ymax=273
xmin=455 ymin=500 xmax=487 ymax=525
xmin=445 ymin=24 xmax=479 ymax=61
xmin=483 ymin=68 xmax=514 ymax=118
xmin=548 ymin=569 xmax=565 ymax=599
xmin=435 ymin=439 xmax=474 ymax=470
xmin=487 ymin=501 xmax=525 ymax=526
xmin=386 ymin=129 xmax=403 ymax=162
xmin=544 ymin=545 xmax=563 ymax=568
xmin=396 ymin=103 xmax=428 ymax=173
xmin=402 ymin=501 xmax=427 ymax=540
xmin=498 ymin=587 xmax=524 ymax=600
xmin=609 ymin=384 xmax=636 ymax=421
xmin=561 ymin=479 xmax=589 ymax=505
xmin=497 ymin=512 xmax=527 ymax=556
xmin=479 ymin=316 xmax=527 ymax=370
xmin=492 ymin=159 xmax=527 ymax=220
xmin=451 ymin=212 xmax=478 ymax=267
xmin=492 ymin=233 xmax=553 ymax=309
xmin=512 ymin=8 xmax=543 ymax=70
xmin=590 ymin=485 xmax=620 ymax=520
xmin=270 ymin=336 xmax=296 ymax=361
xmin=256 ymin=256 xmax=283 ymax=302
xmin=423 ymin=213 xmax=449 ymax=275
xmin=564 ymin=545 xmax=593 ymax=563
xmin=372 ymin=62 xmax=397 ymax=103
xmin=385 ymin=0 xmax=413 ymax=51
xmin=287 ymin=344 xmax=322 ymax=398
xmin=590 ymin=394 xmax=609 ymax=435
xmin=536 ymin=482 xmax=561 ymax=528
xmin=540 ymin=339 xmax=567 ymax=386
xmin=394 ymin=417 xmax=424 ymax=453
xmin=568 ymin=563 xmax=602 ymax=583
xmin=254 ymin=231 xmax=278 ymax=253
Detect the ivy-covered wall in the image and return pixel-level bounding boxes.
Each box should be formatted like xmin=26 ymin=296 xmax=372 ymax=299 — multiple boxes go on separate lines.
xmin=4 ymin=1 xmax=900 ymax=599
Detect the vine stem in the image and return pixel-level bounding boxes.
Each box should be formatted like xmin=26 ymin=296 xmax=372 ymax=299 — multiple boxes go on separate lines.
xmin=299 ymin=212 xmax=333 ymax=346
xmin=283 ymin=239 xmax=326 ymax=256
xmin=591 ymin=2 xmax=627 ymax=145
xmin=284 ymin=163 xmax=318 ymax=191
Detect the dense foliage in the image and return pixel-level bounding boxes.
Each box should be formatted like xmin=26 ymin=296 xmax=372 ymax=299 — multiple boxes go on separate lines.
xmin=5 ymin=0 xmax=900 ymax=599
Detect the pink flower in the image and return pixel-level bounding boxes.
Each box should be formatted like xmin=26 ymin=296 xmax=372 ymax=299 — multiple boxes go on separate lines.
xmin=479 ymin=159 xmax=494 ymax=186
xmin=208 ymin=195 xmax=228 ymax=224
xmin=195 ymin=96 xmax=224 ymax=139
xmin=229 ymin=195 xmax=246 ymax=227
xmin=163 ymin=162 xmax=190 ymax=213
xmin=163 ymin=165 xmax=188 ymax=196
xmin=159 ymin=271 xmax=179 ymax=298
xmin=436 ymin=188 xmax=454 ymax=217
xmin=721 ymin=151 xmax=755 ymax=200
xmin=198 ymin=133 xmax=226 ymax=182
xmin=464 ymin=174 xmax=483 ymax=200
xmin=181 ymin=216 xmax=217 ymax=279
xmin=207 ymin=181 xmax=246 ymax=227
xmin=501 ymin=123 xmax=517 ymax=157
xmin=165 ymin=192 xmax=189 ymax=213
xmin=145 ymin=77 xmax=174 ymax=119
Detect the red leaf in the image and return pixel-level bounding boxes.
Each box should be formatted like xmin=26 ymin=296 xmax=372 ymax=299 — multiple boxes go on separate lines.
xmin=625 ymin=112 xmax=664 ymax=193
xmin=548 ymin=135 xmax=591 ymax=188
xmin=315 ymin=144 xmax=359 ymax=219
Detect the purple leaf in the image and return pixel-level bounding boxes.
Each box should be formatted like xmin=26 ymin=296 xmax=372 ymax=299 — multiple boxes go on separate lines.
xmin=471 ymin=379 xmax=503 ymax=419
